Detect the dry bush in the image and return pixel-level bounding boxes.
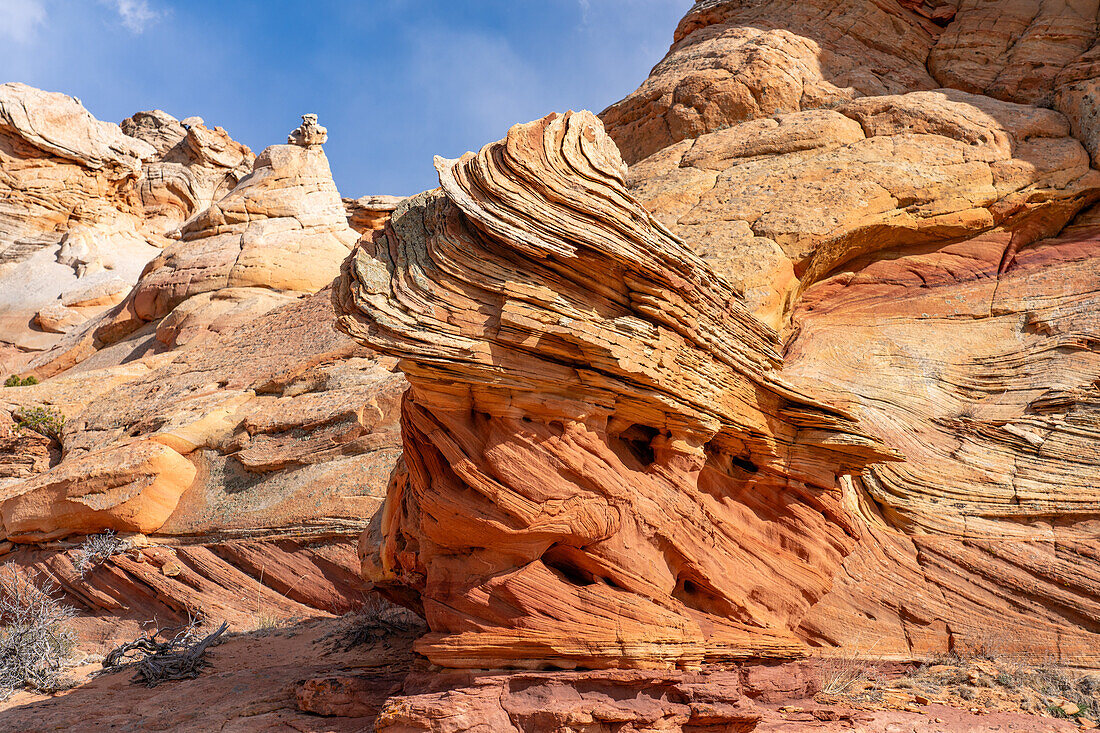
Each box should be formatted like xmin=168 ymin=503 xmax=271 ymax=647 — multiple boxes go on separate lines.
xmin=73 ymin=530 xmax=128 ymax=577
xmin=103 ymin=619 xmax=227 ymax=687
xmin=818 ymin=638 xmax=882 ymax=698
xmin=327 ymin=594 xmax=424 ymax=651
xmin=0 ymin=569 xmax=75 ymax=699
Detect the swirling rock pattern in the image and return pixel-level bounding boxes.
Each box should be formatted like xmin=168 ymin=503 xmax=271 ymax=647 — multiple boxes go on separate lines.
xmin=335 ymin=110 xmax=899 ymax=669
xmin=336 ymin=1 xmax=1100 ymax=670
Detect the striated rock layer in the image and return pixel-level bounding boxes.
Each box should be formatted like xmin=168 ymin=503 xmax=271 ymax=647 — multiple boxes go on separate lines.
xmin=335 ymin=0 xmax=1100 ymax=671
xmin=0 ymin=287 xmax=404 ymax=626
xmin=336 ymin=110 xmax=898 ymax=669
xmin=599 ymin=0 xmax=1100 ymax=667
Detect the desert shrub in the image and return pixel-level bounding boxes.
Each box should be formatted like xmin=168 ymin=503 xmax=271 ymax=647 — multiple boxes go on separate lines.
xmin=13 ymin=406 xmax=65 ymax=440
xmin=1023 ymin=664 xmax=1100 ymax=720
xmin=328 ymin=594 xmax=424 ymax=650
xmin=3 ymin=376 xmax=38 ymax=387
xmin=816 ymin=637 xmax=886 ymax=700
xmin=73 ymin=531 xmax=128 ymax=577
xmin=819 ymin=651 xmax=872 ymax=696
xmin=249 ymin=612 xmax=284 ymax=633
xmin=103 ymin=619 xmax=227 ymax=687
xmin=0 ymin=570 xmax=75 ymax=699
xmin=957 ymin=684 xmax=976 ymax=700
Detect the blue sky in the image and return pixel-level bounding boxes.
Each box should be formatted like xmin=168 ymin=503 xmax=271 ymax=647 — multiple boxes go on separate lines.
xmin=0 ymin=0 xmax=688 ymax=197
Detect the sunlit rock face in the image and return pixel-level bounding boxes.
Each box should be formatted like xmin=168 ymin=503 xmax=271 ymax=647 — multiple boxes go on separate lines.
xmin=0 ymin=100 xmax=403 ymax=630
xmin=337 ymin=0 xmax=1100 ymax=670
xmin=25 ymin=115 xmax=361 ymax=379
xmin=335 ymin=110 xmax=897 ymax=670
xmin=0 ymin=83 xmax=254 ymax=374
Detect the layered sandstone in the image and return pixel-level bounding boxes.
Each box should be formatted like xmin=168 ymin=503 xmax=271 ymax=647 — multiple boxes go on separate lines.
xmin=0 ymin=84 xmax=253 ymax=373
xmin=2 ymin=3 xmax=1100 ymax=718
xmin=0 ymin=288 xmax=404 ymax=625
xmin=329 ymin=0 xmax=1100 ymax=673
xmin=600 ymin=0 xmax=944 ymax=164
xmin=626 ymin=89 xmax=1100 ymax=328
xmin=0 ymin=105 xmax=401 ymax=627
xmin=335 ymin=110 xmax=899 ymax=669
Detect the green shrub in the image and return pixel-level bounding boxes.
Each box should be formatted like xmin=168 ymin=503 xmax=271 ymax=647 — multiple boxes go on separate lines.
xmin=3 ymin=375 xmax=38 ymax=387
xmin=13 ymin=406 xmax=65 ymax=440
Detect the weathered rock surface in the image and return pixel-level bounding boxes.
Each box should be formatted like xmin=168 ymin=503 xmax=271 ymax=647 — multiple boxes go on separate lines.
xmin=344 ymin=194 xmax=403 ymax=234
xmin=0 ymin=98 xmax=402 ymax=625
xmin=627 ymin=88 xmax=1100 ymax=327
xmin=332 ymin=0 xmax=1100 ymax=673
xmin=6 ymin=3 xmax=1100 ymax=728
xmin=121 ymin=109 xmax=254 ymax=235
xmin=369 ymin=669 xmax=762 ymax=732
xmin=0 ymin=287 xmax=404 ymax=623
xmin=336 ymin=110 xmax=898 ymax=669
xmin=0 ymin=84 xmax=253 ymax=374
xmin=26 ymin=118 xmax=357 ymax=378
xmin=600 ymin=0 xmax=943 ymax=164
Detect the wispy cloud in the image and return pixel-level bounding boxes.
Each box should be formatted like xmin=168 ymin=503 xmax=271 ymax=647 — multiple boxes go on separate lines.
xmin=102 ymin=0 xmax=161 ymax=33
xmin=0 ymin=0 xmax=47 ymax=44
xmin=578 ymin=0 xmax=591 ymax=24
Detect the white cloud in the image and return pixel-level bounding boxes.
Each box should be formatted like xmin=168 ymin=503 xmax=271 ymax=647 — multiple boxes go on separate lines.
xmin=103 ymin=0 xmax=161 ymax=33
xmin=0 ymin=0 xmax=47 ymax=44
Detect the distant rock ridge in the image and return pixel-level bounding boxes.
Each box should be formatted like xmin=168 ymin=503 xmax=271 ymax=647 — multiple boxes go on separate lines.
xmin=0 ymin=98 xmax=405 ymax=630
xmin=25 ymin=112 xmax=362 ymax=377
xmin=0 ymin=83 xmax=255 ymax=375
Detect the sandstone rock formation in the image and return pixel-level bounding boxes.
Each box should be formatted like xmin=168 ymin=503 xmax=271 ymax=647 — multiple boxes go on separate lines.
xmin=336 ymin=110 xmax=900 ymax=669
xmin=0 ymin=288 xmax=404 ymax=626
xmin=0 ymin=84 xmax=253 ymax=374
xmin=26 ymin=115 xmax=358 ymax=377
xmin=626 ymin=89 xmax=1100 ymax=328
xmin=5 ymin=4 xmax=1100 ymax=728
xmin=600 ymin=0 xmax=944 ymax=164
xmin=288 ymin=113 xmax=328 ymax=147
xmin=333 ymin=0 xmax=1100 ymax=673
xmin=0 ymin=99 xmax=401 ymax=629
xmin=344 ymin=194 xmax=403 ymax=234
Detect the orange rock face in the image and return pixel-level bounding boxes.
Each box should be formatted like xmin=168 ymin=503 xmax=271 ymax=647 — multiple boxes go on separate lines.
xmin=335 ymin=110 xmax=898 ymax=669
xmin=335 ymin=0 xmax=1100 ymax=672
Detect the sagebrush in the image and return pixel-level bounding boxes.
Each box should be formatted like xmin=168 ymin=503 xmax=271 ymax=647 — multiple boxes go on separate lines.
xmin=74 ymin=531 xmax=128 ymax=577
xmin=328 ymin=594 xmax=424 ymax=650
xmin=0 ymin=569 xmax=75 ymax=699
